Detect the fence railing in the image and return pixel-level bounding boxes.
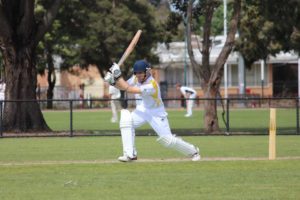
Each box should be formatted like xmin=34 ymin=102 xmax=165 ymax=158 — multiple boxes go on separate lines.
xmin=0 ymin=97 xmax=299 ymax=137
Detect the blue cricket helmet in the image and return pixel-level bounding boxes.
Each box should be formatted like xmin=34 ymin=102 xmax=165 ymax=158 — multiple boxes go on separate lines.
xmin=133 ymin=60 xmax=150 ymax=73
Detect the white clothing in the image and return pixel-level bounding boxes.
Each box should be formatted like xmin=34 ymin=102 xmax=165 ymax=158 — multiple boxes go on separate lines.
xmin=127 ymin=75 xmax=167 ymax=117
xmin=0 ymin=83 xmax=5 ymax=112
xmin=131 ymin=109 xmax=172 ymax=137
xmin=179 ymin=86 xmax=197 ymax=98
xmin=108 ymin=86 xmax=120 ymax=123
xmin=108 ymin=85 xmax=121 ymax=99
xmin=127 ymin=75 xmax=170 ymax=136
xmin=179 ymin=86 xmax=197 ymax=116
xmin=119 ymin=75 xmax=198 ymax=159
xmin=0 ymin=83 xmax=5 ymax=100
xmin=0 ymin=92 xmax=4 ymax=101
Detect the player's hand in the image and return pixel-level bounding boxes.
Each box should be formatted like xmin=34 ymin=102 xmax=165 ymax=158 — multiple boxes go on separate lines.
xmin=104 ymin=71 xmax=116 ymax=85
xmin=110 ymin=63 xmax=122 ymax=79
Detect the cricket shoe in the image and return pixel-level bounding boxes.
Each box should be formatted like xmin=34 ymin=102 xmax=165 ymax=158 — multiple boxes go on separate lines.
xmin=184 ymin=114 xmax=192 ymax=117
xmin=118 ymin=155 xmax=138 ymax=162
xmin=191 ymin=147 xmax=201 ymax=161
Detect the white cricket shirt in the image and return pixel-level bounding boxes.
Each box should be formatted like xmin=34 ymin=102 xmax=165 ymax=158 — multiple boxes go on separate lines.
xmin=127 ymin=75 xmax=167 ymax=117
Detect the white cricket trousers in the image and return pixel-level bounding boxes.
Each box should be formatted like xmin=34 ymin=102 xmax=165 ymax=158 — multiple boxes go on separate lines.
xmin=131 ymin=110 xmax=172 ymax=137
xmin=186 ymin=94 xmax=196 ymax=115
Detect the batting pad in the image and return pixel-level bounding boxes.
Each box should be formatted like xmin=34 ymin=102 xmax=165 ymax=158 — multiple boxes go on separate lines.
xmin=120 ymin=109 xmax=135 ymax=158
xmin=157 ymin=135 xmax=198 ymax=157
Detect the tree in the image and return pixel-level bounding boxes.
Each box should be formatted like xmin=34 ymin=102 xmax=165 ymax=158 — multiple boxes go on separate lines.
xmin=76 ymin=0 xmax=165 ymax=109
xmin=37 ymin=0 xmax=165 ymax=110
xmin=33 ymin=0 xmax=165 ymax=113
xmin=37 ymin=0 xmax=164 ymax=84
xmin=170 ymin=0 xmax=241 ymax=133
xmin=0 ymin=0 xmax=62 ymax=132
xmin=236 ymin=0 xmax=300 ymax=67
xmin=77 ymin=0 xmax=163 ymax=78
xmin=36 ymin=0 xmax=87 ymax=109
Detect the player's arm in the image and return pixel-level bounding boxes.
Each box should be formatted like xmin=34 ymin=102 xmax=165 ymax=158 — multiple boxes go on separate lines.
xmin=116 ymin=78 xmax=156 ymax=96
xmin=182 ymin=91 xmax=188 ymax=98
xmin=104 ymin=62 xmax=155 ymax=95
xmin=105 ymin=73 xmax=142 ymax=94
xmin=104 ymin=63 xmax=141 ymax=94
xmin=115 ymin=78 xmax=141 ymax=94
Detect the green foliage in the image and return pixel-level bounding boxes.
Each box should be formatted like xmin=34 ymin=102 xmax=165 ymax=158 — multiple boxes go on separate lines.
xmin=148 ymin=0 xmax=161 ymax=7
xmin=291 ymin=28 xmax=300 ymax=50
xmin=36 ymin=0 xmax=88 ymax=74
xmin=167 ymin=1 xmax=231 ymax=42
xmin=165 ymin=12 xmax=182 ymax=35
xmin=78 ymin=0 xmax=163 ymax=76
xmin=193 ymin=3 xmax=232 ymax=36
xmin=236 ymin=0 xmax=300 ymax=67
xmin=168 ymin=0 xmax=300 ymax=68
xmin=35 ymin=0 xmax=165 ymax=78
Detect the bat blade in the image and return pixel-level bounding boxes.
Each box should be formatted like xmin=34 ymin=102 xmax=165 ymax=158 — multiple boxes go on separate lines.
xmin=117 ymin=30 xmax=142 ymax=67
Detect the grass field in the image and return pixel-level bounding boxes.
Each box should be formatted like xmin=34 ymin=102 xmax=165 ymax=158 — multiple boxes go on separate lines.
xmin=0 ymin=136 xmax=299 ymax=200
xmin=42 ymin=108 xmax=297 ymax=134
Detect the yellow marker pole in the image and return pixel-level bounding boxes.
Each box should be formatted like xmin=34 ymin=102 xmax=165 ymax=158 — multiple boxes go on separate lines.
xmin=269 ymin=108 xmax=276 ymax=160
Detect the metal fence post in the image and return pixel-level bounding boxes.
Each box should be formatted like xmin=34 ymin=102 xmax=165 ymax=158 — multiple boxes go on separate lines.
xmin=89 ymin=99 xmax=93 ymax=109
xmin=70 ymin=100 xmax=73 ymax=137
xmin=0 ymin=101 xmax=2 ymax=138
xmin=226 ymin=99 xmax=230 ymax=133
xmin=297 ymin=98 xmax=299 ymax=134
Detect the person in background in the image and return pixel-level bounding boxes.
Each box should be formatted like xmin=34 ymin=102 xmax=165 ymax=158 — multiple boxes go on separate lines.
xmin=0 ymin=79 xmax=5 ymax=111
xmin=108 ymin=85 xmax=121 ymax=123
xmin=176 ymin=83 xmax=197 ymax=117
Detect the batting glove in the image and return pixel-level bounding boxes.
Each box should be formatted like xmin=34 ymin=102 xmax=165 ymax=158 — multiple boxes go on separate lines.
xmin=109 ymin=63 xmax=122 ymax=79
xmin=104 ymin=72 xmax=116 ymax=85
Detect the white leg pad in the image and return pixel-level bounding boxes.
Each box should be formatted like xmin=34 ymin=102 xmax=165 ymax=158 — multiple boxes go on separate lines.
xmin=120 ymin=109 xmax=135 ymax=158
xmin=157 ymin=135 xmax=198 ymax=157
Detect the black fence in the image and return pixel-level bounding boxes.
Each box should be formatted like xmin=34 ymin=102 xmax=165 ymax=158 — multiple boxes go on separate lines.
xmin=0 ymin=97 xmax=299 ymax=137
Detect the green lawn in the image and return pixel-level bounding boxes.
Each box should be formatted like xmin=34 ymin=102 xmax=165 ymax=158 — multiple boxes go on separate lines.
xmin=0 ymin=136 xmax=299 ymax=200
xmin=43 ymin=108 xmax=298 ymax=134
xmin=0 ymin=161 xmax=299 ymax=200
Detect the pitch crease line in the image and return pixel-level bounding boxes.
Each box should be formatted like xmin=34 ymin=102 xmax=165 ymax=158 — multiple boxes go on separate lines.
xmin=0 ymin=156 xmax=300 ymax=166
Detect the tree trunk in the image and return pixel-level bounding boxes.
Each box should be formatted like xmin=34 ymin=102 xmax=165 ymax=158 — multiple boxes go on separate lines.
xmin=2 ymin=46 xmax=50 ymax=132
xmin=202 ymin=84 xmax=220 ymax=133
xmin=186 ymin=1 xmax=220 ymax=133
xmin=0 ymin=0 xmax=62 ymax=133
xmin=200 ymin=2 xmax=220 ymax=133
xmin=46 ymin=45 xmax=56 ymax=109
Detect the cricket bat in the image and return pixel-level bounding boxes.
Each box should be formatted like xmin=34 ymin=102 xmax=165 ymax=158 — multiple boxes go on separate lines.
xmin=117 ymin=30 xmax=142 ymax=67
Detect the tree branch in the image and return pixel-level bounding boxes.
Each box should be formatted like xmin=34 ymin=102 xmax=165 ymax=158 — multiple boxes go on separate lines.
xmin=186 ymin=0 xmax=202 ymax=80
xmin=210 ymin=0 xmax=241 ymax=86
xmin=200 ymin=3 xmax=215 ymax=82
xmin=0 ymin=5 xmax=13 ymax=44
xmin=33 ymin=0 xmax=63 ymax=47
xmin=17 ymin=0 xmax=34 ymax=43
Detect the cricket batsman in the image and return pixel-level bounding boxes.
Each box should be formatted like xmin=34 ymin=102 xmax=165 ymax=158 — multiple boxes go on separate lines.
xmin=104 ymin=60 xmax=200 ymax=162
